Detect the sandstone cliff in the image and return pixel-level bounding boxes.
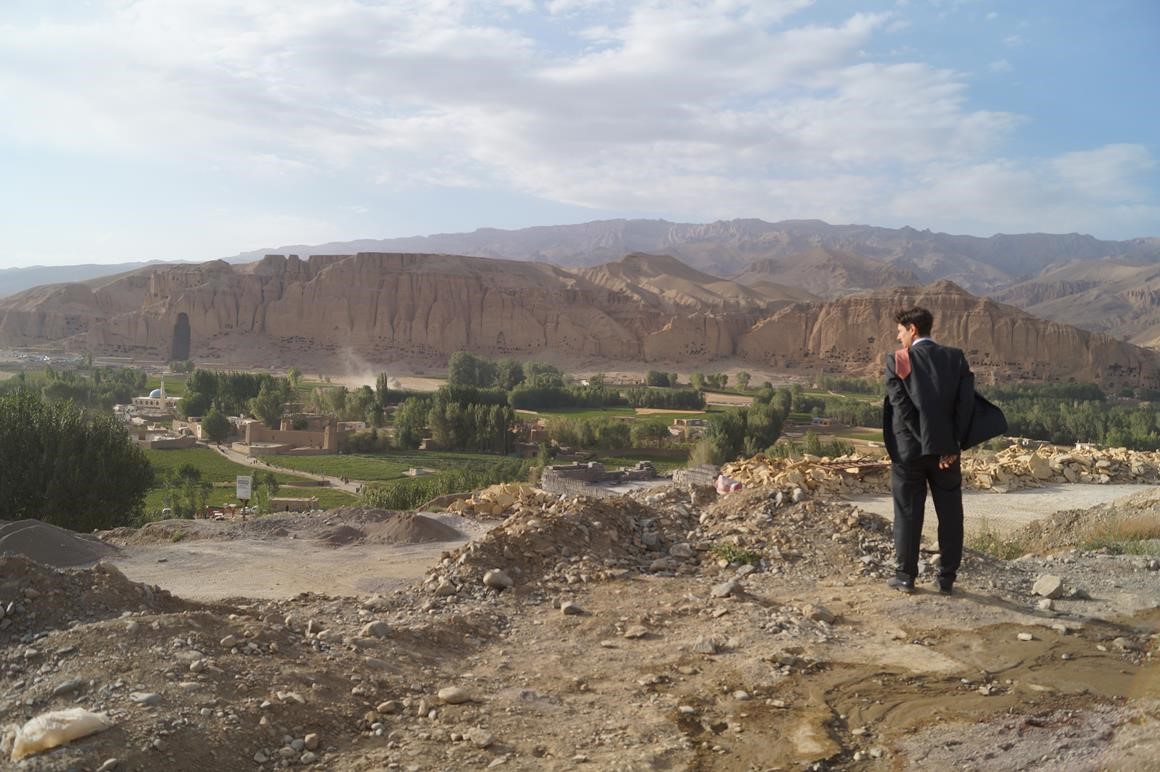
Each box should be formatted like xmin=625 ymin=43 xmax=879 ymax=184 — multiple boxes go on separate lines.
xmin=2 ymin=254 xmax=1159 ymax=389
xmin=737 ymin=281 xmax=1160 ymax=386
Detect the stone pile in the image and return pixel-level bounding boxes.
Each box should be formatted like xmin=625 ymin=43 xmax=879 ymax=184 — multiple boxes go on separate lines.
xmin=689 ymin=487 xmax=897 ymax=582
xmin=721 ymin=445 xmax=1160 ymax=497
xmin=444 ymin=483 xmax=554 ymax=518
xmin=721 ymin=455 xmax=890 ymax=498
xmin=423 ymin=476 xmax=905 ymax=602
xmin=963 ymin=445 xmax=1160 ymax=491
xmin=424 ymin=488 xmax=702 ymax=598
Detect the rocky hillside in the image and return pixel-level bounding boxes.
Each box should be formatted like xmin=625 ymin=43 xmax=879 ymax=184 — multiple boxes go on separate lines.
xmin=3 ymin=253 xmax=1160 ymax=389
xmin=0 ymin=261 xmax=167 ymax=300
xmin=7 ymin=220 xmax=1160 ymax=347
xmin=993 ymin=258 xmax=1160 ymax=348
xmin=729 ymin=247 xmax=919 ymax=299
xmin=573 ymin=253 xmax=809 ymax=309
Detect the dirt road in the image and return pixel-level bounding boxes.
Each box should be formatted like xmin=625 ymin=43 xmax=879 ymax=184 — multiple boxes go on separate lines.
xmin=847 ymin=482 xmax=1156 ymax=535
xmin=210 ymin=443 xmax=362 ymax=494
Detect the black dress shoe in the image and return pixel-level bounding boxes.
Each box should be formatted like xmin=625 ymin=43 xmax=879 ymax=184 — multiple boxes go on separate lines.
xmin=937 ymin=582 xmax=954 ymax=596
xmin=887 ymin=577 xmax=915 ymax=594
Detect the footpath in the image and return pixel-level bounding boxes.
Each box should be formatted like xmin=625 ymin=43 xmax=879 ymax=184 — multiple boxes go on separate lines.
xmin=207 ymin=443 xmax=362 ymax=494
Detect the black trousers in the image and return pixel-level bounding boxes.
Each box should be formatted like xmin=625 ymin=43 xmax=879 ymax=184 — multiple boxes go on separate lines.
xmin=891 ymin=455 xmax=963 ymax=583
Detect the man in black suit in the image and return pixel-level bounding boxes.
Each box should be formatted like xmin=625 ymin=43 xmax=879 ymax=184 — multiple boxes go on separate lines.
xmin=882 ymin=307 xmax=976 ymax=595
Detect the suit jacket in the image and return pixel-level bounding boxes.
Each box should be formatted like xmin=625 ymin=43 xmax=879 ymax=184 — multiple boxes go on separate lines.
xmin=882 ymin=341 xmax=978 ymax=463
xmin=961 ymin=392 xmax=1008 ymax=450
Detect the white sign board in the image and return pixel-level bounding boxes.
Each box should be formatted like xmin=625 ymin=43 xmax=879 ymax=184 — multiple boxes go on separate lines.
xmin=236 ymin=475 xmax=253 ymax=500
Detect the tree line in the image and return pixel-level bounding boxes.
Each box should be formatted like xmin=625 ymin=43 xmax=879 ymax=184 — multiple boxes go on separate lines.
xmin=988 ymin=388 xmax=1160 ymax=449
xmin=0 ymin=365 xmax=146 ymax=410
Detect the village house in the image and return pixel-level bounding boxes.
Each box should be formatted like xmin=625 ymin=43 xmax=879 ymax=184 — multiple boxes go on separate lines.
xmin=232 ymin=414 xmax=345 ymax=457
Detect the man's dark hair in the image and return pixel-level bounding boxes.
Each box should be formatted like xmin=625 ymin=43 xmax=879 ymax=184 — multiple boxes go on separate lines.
xmin=893 ymin=306 xmax=933 ymax=337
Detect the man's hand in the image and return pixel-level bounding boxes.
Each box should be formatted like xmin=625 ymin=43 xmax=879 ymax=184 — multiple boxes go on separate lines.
xmin=938 ymin=453 xmax=959 ymax=470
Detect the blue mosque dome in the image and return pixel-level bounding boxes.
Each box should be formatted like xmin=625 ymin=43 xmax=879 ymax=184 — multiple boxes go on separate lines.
xmin=149 ymin=388 xmax=163 ymax=398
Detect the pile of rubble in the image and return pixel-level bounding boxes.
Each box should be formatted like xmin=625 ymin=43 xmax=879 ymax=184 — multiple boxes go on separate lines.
xmin=690 ymin=487 xmax=897 ymax=582
xmin=0 ymin=557 xmax=396 ymax=769
xmin=423 ymin=491 xmax=701 ymax=598
xmin=721 ymin=444 xmax=1160 ymax=496
xmin=419 ymin=477 xmax=905 ymax=604
xmin=963 ymin=445 xmax=1160 ymax=490
xmin=721 ymin=455 xmax=890 ymax=497
xmin=443 ymin=483 xmax=554 ymax=518
xmin=0 ymin=555 xmax=187 ymax=643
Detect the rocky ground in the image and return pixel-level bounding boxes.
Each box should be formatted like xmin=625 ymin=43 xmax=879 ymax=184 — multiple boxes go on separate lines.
xmin=2 ymin=481 xmax=1159 ymax=771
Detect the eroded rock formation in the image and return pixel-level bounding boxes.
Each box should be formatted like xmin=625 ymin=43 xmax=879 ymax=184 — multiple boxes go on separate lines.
xmin=2 ymin=253 xmax=1159 ymax=389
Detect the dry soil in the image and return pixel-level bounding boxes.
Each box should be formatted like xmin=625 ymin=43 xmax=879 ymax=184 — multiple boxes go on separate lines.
xmin=1 ymin=484 xmax=1157 ymax=771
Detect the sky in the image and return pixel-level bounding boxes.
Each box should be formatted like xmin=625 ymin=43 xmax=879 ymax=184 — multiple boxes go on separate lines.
xmin=1 ymin=0 xmax=1158 ymax=268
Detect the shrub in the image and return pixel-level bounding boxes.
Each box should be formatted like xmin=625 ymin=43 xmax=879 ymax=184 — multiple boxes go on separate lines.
xmin=0 ymin=389 xmax=154 ymax=530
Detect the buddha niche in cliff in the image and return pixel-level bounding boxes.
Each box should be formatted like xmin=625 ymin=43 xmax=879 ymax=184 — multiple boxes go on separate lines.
xmin=170 ymin=312 xmax=191 ymax=361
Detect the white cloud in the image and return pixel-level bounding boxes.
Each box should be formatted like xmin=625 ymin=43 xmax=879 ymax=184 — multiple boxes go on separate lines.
xmin=1051 ymin=144 xmax=1156 ymax=201
xmin=0 ymin=0 xmax=1154 ymax=254
xmin=545 ymin=0 xmax=613 ymax=15
xmin=887 ymin=145 xmax=1160 ymax=236
xmin=989 ymin=58 xmax=1012 ymax=73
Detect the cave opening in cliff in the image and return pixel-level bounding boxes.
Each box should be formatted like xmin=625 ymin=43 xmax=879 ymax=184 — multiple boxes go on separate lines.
xmin=170 ymin=313 xmax=191 ymax=361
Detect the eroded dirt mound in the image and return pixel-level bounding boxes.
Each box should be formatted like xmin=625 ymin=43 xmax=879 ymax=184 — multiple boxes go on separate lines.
xmin=0 ymin=519 xmax=117 ymax=567
xmin=365 ymin=514 xmax=463 ymax=545
xmin=0 ymin=555 xmax=190 ymax=640
xmin=697 ymin=486 xmax=895 ymax=578
xmin=314 ymin=515 xmax=463 ymax=548
xmin=99 ymin=518 xmax=222 ymax=546
xmin=318 ymin=505 xmax=395 ymax=525
xmin=317 ymin=524 xmax=366 ymax=547
xmin=417 ymin=482 xmax=900 ymax=602
xmin=1012 ymin=487 xmax=1160 ymax=553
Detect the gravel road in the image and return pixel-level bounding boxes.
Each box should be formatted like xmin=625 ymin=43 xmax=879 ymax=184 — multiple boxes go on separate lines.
xmin=846 ymin=483 xmax=1157 ymax=535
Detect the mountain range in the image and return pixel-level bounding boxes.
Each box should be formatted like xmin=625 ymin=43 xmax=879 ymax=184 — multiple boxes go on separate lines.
xmin=2 ymin=250 xmax=1159 ymax=391
xmin=5 ymin=219 xmax=1159 ymax=346
xmin=220 ymin=218 xmax=1160 ymax=297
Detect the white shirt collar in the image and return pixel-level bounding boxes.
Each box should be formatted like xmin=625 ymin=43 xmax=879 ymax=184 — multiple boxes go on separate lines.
xmin=911 ymin=337 xmax=934 ymax=346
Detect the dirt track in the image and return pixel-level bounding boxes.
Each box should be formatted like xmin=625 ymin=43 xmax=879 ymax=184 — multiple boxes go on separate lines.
xmin=848 ymin=483 xmax=1157 ymax=535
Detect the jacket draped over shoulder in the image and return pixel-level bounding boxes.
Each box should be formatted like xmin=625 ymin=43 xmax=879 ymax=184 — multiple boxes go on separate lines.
xmin=882 ymin=342 xmax=1005 ymax=463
